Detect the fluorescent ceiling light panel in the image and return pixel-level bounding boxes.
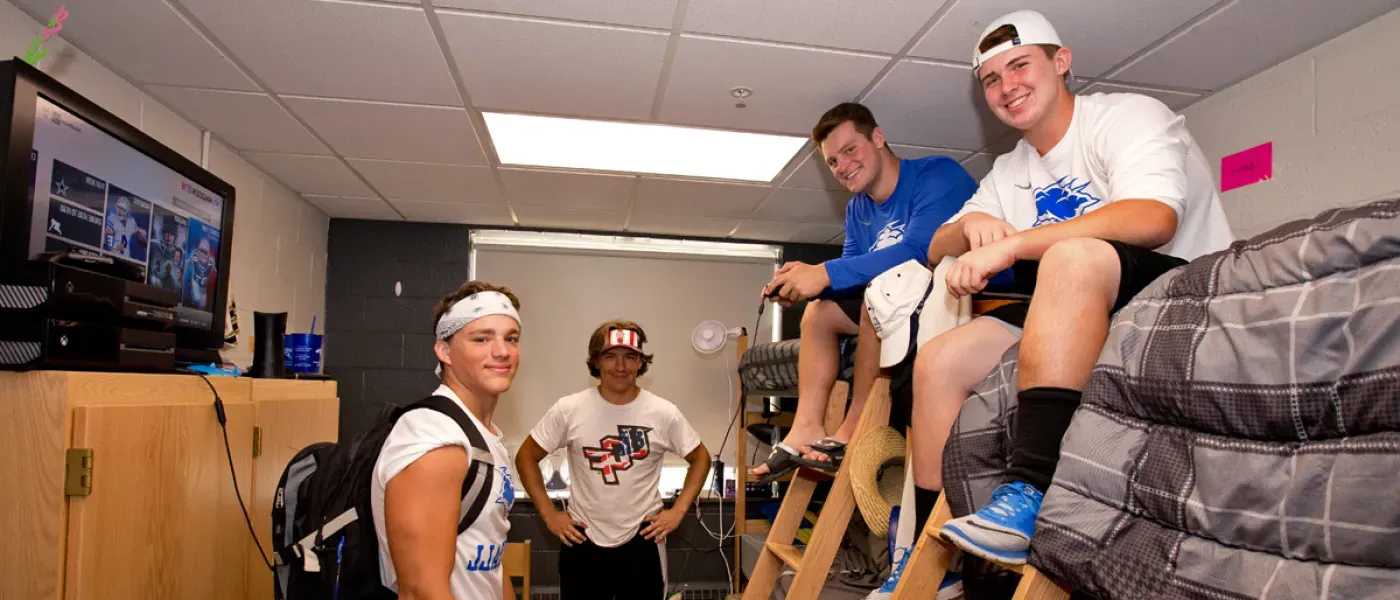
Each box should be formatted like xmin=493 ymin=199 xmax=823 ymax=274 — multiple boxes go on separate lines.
xmin=471 ymin=229 xmax=780 ymax=261
xmin=482 ymin=112 xmax=805 ymax=182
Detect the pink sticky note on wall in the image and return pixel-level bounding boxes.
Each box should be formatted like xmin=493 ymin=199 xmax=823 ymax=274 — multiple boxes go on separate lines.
xmin=1220 ymin=142 xmax=1272 ymax=192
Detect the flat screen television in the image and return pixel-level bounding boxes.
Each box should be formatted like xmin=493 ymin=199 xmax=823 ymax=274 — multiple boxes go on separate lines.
xmin=0 ymin=58 xmax=236 ymax=351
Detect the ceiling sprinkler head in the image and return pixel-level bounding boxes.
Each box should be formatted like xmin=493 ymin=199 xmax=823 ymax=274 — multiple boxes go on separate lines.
xmin=730 ymin=86 xmax=753 ymax=109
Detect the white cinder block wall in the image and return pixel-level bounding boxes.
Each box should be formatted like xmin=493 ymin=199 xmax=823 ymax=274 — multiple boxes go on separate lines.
xmin=1 ymin=0 xmax=328 ymax=368
xmin=1183 ymin=7 xmax=1400 ymax=240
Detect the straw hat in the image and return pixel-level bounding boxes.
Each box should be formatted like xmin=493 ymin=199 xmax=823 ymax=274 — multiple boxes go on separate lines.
xmin=847 ymin=426 xmax=907 ymax=537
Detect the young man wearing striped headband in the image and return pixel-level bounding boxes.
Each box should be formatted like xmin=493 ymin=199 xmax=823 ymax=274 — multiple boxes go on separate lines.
xmin=370 ymin=280 xmax=523 ymax=600
xmin=515 ymin=320 xmax=711 ymax=600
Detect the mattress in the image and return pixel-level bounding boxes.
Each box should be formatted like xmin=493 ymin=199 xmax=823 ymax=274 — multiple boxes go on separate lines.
xmin=945 ymin=199 xmax=1400 ymax=599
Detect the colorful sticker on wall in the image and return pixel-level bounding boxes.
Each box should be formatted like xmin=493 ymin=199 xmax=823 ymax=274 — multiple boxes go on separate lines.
xmin=23 ymin=5 xmax=70 ymax=66
xmin=1221 ymin=142 xmax=1273 ymax=192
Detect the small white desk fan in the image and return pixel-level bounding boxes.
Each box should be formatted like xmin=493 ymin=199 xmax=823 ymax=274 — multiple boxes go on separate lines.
xmin=691 ymin=320 xmax=744 ymax=355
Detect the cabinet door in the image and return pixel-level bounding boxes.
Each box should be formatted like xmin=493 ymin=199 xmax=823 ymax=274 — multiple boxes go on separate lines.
xmin=249 ymin=396 xmax=339 ymax=600
xmin=65 ymin=402 xmax=254 ymax=600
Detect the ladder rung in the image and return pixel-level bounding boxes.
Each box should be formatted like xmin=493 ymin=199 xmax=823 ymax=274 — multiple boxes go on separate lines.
xmin=794 ymin=467 xmax=835 ymax=482
xmin=743 ymin=470 xmax=795 ymax=483
xmin=765 ymin=542 xmax=805 ymax=569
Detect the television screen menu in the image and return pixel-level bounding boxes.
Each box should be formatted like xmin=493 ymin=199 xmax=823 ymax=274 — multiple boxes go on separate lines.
xmin=29 ymin=95 xmax=225 ymax=331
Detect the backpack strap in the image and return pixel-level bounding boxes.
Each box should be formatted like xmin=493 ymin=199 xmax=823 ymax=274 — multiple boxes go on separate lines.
xmin=399 ymin=395 xmax=499 ymax=535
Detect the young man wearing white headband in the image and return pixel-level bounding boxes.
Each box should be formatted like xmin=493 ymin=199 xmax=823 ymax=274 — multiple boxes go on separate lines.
xmin=515 ymin=320 xmax=711 ymax=599
xmin=913 ymin=10 xmax=1233 ymax=564
xmin=370 ymin=280 xmax=523 ymax=600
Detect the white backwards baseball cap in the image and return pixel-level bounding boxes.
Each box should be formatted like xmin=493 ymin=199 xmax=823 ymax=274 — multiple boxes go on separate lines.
xmin=972 ymin=10 xmax=1064 ymax=73
xmin=865 ymin=260 xmax=935 ymax=368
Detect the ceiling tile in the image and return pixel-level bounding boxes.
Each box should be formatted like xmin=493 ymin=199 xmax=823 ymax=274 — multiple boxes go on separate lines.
xmin=863 ymin=60 xmax=1013 ymax=150
xmin=910 ymin=0 xmax=1218 ymax=79
xmin=754 ymin=188 xmax=847 ymax=224
xmin=961 ymin=153 xmax=997 ymax=182
xmin=440 ymin=13 xmax=669 ymax=121
xmin=244 ymin=153 xmax=374 ymax=197
xmin=9 ymin=0 xmax=257 ymax=91
xmin=284 ymin=97 xmax=487 ymax=165
xmin=347 ymin=160 xmax=503 ymax=204
xmin=784 ymin=150 xmax=845 ymax=191
xmin=659 ymin=36 xmax=889 ymax=135
xmin=631 ymin=177 xmax=769 ymax=218
xmin=178 ymin=0 xmax=461 ymax=105
xmin=303 ymin=195 xmax=402 ymax=220
xmin=391 ymin=200 xmax=515 ymax=225
xmin=1077 ymin=83 xmax=1202 ymax=112
xmin=431 ymin=0 xmax=680 ymax=29
xmin=783 ymin=145 xmax=972 ymax=191
xmin=513 ymin=206 xmax=627 ymax=231
xmin=732 ymin=219 xmax=844 ymax=244
xmin=626 ymin=213 xmax=739 ymax=238
xmin=683 ymin=0 xmax=951 ymax=54
xmin=500 ymin=169 xmax=635 ymax=211
xmin=1111 ymin=0 xmax=1400 ymax=91
xmin=146 ymin=86 xmax=329 ymax=155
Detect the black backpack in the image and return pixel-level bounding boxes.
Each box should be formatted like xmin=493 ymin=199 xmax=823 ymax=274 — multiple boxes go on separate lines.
xmin=271 ymin=395 xmax=499 ymax=600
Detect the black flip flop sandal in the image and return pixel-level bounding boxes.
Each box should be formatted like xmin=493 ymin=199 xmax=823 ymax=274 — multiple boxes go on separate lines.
xmin=752 ymin=443 xmax=803 ymax=485
xmin=793 ymin=438 xmax=847 ymax=471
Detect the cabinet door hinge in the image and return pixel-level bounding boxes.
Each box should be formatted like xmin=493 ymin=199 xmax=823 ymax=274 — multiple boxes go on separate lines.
xmin=65 ymin=448 xmax=93 ymax=496
xmin=253 ymin=427 xmax=263 ymax=459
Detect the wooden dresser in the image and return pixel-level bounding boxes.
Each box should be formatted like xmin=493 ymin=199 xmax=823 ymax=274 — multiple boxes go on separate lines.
xmin=0 ymin=370 xmax=339 ymax=600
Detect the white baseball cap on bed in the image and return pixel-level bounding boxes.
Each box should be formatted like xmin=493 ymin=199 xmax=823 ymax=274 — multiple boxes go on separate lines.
xmin=865 ymin=260 xmax=935 ymax=368
xmin=972 ymin=10 xmax=1065 ymax=72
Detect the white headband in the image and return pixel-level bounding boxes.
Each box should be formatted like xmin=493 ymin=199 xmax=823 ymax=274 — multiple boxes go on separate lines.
xmin=435 ymin=291 xmax=521 ymax=340
xmin=434 ymin=291 xmax=521 ymax=376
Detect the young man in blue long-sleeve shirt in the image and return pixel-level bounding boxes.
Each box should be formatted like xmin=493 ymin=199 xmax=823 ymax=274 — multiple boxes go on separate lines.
xmin=752 ymin=103 xmax=977 ymax=481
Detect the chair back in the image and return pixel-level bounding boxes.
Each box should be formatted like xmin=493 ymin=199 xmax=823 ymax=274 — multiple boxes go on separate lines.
xmin=502 ymin=540 xmax=530 ymax=599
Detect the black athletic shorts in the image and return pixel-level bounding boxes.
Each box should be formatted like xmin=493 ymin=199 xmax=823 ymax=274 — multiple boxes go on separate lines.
xmin=559 ymin=524 xmax=665 ymax=599
xmin=981 ymin=239 xmax=1189 ymax=329
xmin=822 ymin=287 xmax=866 ymax=326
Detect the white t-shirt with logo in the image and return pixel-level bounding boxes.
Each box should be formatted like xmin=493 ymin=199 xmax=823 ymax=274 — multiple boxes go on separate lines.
xmin=949 ymin=92 xmax=1235 ymax=261
xmin=371 ymin=385 xmax=516 ymax=600
xmin=529 ymin=387 xmax=703 ymax=548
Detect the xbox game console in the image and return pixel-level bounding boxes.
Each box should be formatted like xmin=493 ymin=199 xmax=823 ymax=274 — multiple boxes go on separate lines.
xmin=0 ymin=254 xmax=178 ymax=371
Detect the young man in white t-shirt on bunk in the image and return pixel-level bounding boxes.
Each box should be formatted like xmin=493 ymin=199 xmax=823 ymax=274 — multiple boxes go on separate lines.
xmin=908 ymin=10 xmax=1234 ymax=564
xmin=370 ymin=280 xmax=523 ymax=600
xmin=515 ymin=320 xmax=712 ymax=600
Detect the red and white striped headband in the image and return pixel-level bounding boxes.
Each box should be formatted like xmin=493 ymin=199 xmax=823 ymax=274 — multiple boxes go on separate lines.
xmin=602 ymin=328 xmax=642 ymax=352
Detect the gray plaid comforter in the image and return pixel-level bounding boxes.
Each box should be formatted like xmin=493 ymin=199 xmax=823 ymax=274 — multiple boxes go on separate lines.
xmin=943 ymin=199 xmax=1400 ymax=599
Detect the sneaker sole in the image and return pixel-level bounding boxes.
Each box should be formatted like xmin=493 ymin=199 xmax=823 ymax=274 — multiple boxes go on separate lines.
xmin=936 ymin=580 xmax=964 ymax=600
xmin=939 ymin=523 xmax=1028 ymax=566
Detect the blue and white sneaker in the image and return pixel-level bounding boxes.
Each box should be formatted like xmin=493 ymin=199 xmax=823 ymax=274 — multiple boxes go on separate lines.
xmin=864 ymin=549 xmax=964 ymax=599
xmin=939 ymin=481 xmax=1043 ymax=565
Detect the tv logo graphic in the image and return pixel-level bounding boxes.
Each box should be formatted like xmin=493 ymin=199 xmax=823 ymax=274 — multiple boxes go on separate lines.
xmin=180 ymin=181 xmax=219 ymax=206
xmin=582 ymin=426 xmax=653 ymax=485
xmin=1033 ymin=176 xmax=1103 ymax=227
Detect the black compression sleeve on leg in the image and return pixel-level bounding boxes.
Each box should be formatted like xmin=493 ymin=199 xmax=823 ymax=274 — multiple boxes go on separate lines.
xmin=1007 ymin=387 xmax=1083 ymax=494
xmin=914 ymin=486 xmax=941 ymax=536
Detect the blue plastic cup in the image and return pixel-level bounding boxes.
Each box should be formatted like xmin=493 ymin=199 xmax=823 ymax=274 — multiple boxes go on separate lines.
xmin=284 ymin=333 xmax=324 ymax=374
